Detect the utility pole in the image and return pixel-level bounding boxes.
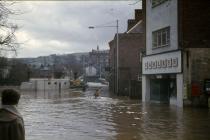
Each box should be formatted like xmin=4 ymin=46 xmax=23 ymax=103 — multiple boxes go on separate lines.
xmin=116 ymin=19 xmax=119 ymax=94
xmin=88 ymin=19 xmax=119 ymax=94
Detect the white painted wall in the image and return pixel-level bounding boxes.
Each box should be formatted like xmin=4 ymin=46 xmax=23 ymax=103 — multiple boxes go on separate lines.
xmin=146 ymin=0 xmax=178 ymax=55
xmin=85 ymin=66 xmax=97 ymax=76
xmin=176 ymin=74 xmax=184 ymax=107
xmin=20 ymin=82 xmax=33 ymax=90
xmin=20 ymin=78 xmax=70 ymax=91
xmin=142 ymin=75 xmax=150 ymax=102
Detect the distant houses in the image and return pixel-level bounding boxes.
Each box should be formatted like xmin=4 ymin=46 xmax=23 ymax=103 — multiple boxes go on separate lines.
xmin=88 ymin=46 xmax=109 ymax=79
xmin=82 ymin=46 xmax=109 ymax=82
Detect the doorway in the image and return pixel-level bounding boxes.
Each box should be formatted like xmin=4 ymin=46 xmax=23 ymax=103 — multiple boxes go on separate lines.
xmin=150 ymin=77 xmax=176 ymax=103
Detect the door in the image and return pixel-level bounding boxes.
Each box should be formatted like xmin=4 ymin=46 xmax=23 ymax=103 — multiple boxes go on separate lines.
xmin=150 ymin=78 xmax=170 ymax=103
xmin=150 ymin=79 xmax=160 ymax=101
xmin=159 ymin=79 xmax=170 ymax=103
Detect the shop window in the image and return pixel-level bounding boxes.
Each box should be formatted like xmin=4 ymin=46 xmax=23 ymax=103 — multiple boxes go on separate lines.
xmin=152 ymin=0 xmax=168 ymax=8
xmin=152 ymin=27 xmax=170 ymax=49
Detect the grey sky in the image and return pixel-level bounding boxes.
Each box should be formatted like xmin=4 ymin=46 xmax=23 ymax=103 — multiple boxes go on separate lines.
xmin=11 ymin=1 xmax=141 ymax=58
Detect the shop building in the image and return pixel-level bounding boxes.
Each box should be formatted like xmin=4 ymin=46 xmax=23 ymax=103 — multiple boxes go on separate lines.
xmin=142 ymin=0 xmax=210 ymax=107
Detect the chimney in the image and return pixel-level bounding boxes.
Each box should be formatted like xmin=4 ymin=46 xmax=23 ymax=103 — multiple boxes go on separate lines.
xmin=135 ymin=9 xmax=143 ymax=21
xmin=127 ymin=19 xmax=136 ymax=31
xmin=127 ymin=9 xmax=143 ymax=31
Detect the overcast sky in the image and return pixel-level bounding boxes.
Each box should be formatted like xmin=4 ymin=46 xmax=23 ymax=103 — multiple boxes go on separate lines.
xmin=10 ymin=1 xmax=141 ymax=58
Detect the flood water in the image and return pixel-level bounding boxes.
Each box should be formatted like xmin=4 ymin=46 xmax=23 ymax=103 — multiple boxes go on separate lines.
xmin=18 ymin=87 xmax=210 ymax=140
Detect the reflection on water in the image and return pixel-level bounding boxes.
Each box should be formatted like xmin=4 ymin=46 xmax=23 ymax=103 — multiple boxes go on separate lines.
xmin=18 ymin=88 xmax=210 ymax=140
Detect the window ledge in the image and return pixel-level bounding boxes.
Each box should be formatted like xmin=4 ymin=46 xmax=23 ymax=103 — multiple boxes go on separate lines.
xmin=152 ymin=45 xmax=170 ymax=50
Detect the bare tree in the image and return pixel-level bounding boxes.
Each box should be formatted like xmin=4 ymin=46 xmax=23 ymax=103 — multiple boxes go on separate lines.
xmin=0 ymin=1 xmax=19 ymax=56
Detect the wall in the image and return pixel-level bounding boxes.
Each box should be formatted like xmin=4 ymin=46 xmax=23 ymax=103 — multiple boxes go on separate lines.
xmin=142 ymin=75 xmax=150 ymax=102
xmin=184 ymin=48 xmax=210 ymax=103
xmin=178 ymin=0 xmax=210 ymax=107
xmin=146 ymin=0 xmax=178 ymax=55
xmin=190 ymin=49 xmax=210 ymax=83
xmin=109 ymin=33 xmax=144 ymax=95
xmin=118 ymin=34 xmax=144 ymax=80
xmin=118 ymin=33 xmax=144 ymax=96
xmin=179 ymin=0 xmax=210 ymax=48
xmin=20 ymin=78 xmax=70 ymax=91
xmin=109 ymin=40 xmax=116 ymax=93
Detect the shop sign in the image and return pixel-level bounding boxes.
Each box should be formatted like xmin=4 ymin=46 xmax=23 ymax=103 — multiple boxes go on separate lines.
xmin=142 ymin=51 xmax=182 ymax=74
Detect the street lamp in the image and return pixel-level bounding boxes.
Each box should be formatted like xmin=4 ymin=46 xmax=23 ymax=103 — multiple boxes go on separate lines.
xmin=88 ymin=20 xmax=119 ymax=94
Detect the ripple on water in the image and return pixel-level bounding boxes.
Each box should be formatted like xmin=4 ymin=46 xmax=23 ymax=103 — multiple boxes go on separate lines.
xmin=18 ymin=90 xmax=210 ymax=140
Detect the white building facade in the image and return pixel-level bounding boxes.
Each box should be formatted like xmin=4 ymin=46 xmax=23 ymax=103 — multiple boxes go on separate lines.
xmin=142 ymin=0 xmax=184 ymax=107
xmin=20 ymin=78 xmax=70 ymax=91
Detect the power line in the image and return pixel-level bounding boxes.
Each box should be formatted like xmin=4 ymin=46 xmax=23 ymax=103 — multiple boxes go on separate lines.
xmin=91 ymin=20 xmax=116 ymax=27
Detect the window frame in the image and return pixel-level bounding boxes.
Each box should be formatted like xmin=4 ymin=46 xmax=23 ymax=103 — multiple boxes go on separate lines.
xmin=152 ymin=26 xmax=170 ymax=49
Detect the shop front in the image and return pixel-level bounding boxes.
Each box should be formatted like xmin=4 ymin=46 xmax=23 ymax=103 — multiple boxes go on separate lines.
xmin=150 ymin=74 xmax=177 ymax=104
xmin=142 ymin=50 xmax=183 ymax=107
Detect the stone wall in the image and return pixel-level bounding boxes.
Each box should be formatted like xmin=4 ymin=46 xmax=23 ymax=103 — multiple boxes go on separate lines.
xmin=185 ymin=48 xmax=210 ymax=107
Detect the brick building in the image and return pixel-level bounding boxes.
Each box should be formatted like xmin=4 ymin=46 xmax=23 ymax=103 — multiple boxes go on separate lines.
xmin=142 ymin=0 xmax=210 ymax=107
xmin=109 ymin=9 xmax=145 ymax=98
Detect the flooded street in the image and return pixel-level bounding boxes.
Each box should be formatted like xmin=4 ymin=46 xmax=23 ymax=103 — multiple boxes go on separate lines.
xmin=18 ymin=87 xmax=210 ymax=140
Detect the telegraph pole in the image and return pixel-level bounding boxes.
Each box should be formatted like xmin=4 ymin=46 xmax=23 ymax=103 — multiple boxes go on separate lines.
xmin=116 ymin=20 xmax=119 ymax=94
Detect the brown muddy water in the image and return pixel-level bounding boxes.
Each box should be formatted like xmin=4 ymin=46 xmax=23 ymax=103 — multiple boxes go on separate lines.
xmin=16 ymin=87 xmax=210 ymax=140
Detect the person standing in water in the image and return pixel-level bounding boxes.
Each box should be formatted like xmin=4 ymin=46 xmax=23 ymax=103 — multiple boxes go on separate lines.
xmin=94 ymin=88 xmax=100 ymax=98
xmin=0 ymin=89 xmax=25 ymax=140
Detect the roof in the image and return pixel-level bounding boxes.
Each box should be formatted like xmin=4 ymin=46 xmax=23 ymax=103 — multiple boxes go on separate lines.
xmin=126 ymin=20 xmax=143 ymax=34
